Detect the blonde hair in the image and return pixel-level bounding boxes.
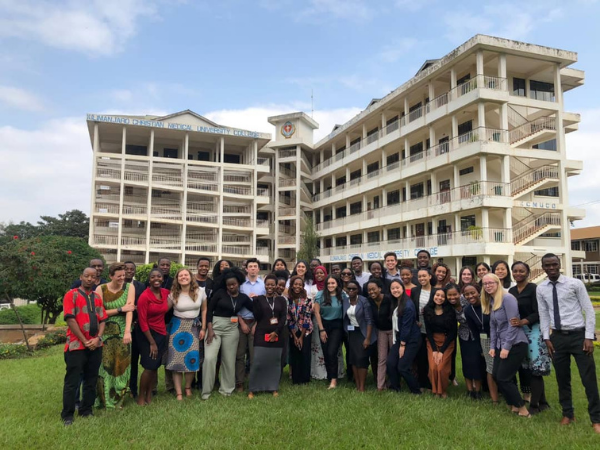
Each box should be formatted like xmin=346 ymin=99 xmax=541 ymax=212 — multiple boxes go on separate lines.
xmin=171 ymin=268 xmax=199 ymax=304
xmin=481 ymin=273 xmax=504 ymax=314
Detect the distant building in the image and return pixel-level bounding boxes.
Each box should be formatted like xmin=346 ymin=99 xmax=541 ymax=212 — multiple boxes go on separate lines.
xmin=571 ymin=226 xmax=600 ymax=276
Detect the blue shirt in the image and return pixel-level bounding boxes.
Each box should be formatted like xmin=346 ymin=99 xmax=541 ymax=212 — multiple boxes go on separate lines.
xmin=239 ymin=277 xmax=266 ymax=320
xmin=315 ymin=290 xmax=344 ymax=321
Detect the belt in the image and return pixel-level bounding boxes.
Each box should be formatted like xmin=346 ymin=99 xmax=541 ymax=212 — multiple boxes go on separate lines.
xmin=553 ymin=328 xmax=585 ymax=335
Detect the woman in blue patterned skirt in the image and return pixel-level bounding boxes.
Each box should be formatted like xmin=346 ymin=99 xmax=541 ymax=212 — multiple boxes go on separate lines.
xmin=166 ymin=268 xmax=207 ymax=400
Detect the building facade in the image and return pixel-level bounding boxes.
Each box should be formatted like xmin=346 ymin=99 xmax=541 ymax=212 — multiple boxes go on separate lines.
xmin=87 ymin=35 xmax=585 ymax=278
xmin=571 ymin=226 xmax=600 ymax=276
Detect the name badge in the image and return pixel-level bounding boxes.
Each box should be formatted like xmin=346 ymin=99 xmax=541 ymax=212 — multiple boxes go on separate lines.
xmin=302 ymin=323 xmax=310 ymax=329
xmin=270 ymin=318 xmax=278 ymax=325
xmin=230 ymin=317 xmax=239 ymax=323
xmin=347 ymin=325 xmax=355 ymax=331
xmin=479 ymin=333 xmax=487 ymax=341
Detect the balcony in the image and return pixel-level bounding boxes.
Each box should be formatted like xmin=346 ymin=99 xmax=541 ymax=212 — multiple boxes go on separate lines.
xmin=313 ymin=75 xmax=507 ymax=175
xmin=150 ymin=205 xmax=182 ymax=222
xmin=319 ymin=227 xmax=512 ymax=262
xmin=279 ymin=149 xmax=296 ymax=159
xmin=124 ymin=161 xmax=149 ymax=184
xmin=223 ymin=185 xmax=252 ymax=196
xmin=316 ymin=180 xmax=510 ymax=233
xmin=222 ymin=217 xmax=252 ymax=228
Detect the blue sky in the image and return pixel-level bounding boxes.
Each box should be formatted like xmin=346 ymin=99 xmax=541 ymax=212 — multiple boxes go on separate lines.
xmin=1 ymin=0 xmax=599 ymax=227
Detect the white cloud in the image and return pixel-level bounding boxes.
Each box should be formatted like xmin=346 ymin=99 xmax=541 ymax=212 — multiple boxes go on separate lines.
xmin=204 ymin=104 xmax=362 ymax=142
xmin=0 ymin=0 xmax=157 ymax=56
xmin=0 ymin=117 xmax=91 ymax=223
xmin=566 ymin=108 xmax=600 ymax=228
xmin=0 ymin=85 xmax=45 ymax=111
xmin=378 ymin=38 xmax=418 ymax=63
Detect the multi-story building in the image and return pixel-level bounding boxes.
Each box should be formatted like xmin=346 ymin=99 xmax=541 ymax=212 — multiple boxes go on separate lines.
xmin=86 ymin=110 xmax=275 ymax=269
xmin=87 ymin=35 xmax=585 ymax=278
xmin=571 ymin=226 xmax=600 ymax=277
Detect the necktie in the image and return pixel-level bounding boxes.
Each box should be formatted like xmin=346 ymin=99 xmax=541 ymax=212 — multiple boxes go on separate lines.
xmin=550 ymin=281 xmax=561 ymax=331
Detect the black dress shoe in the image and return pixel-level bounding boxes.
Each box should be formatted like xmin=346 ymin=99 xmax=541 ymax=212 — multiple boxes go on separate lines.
xmin=79 ymin=412 xmax=94 ymax=418
xmin=63 ymin=418 xmax=74 ymax=426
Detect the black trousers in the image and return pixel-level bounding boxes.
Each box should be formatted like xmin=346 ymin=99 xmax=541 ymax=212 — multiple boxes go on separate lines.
xmin=492 ymin=342 xmax=528 ymax=407
xmin=343 ymin=332 xmax=352 ymax=381
xmin=415 ymin=333 xmax=431 ymax=390
xmin=321 ymin=319 xmax=343 ymax=381
xmin=61 ymin=348 xmax=102 ymax=420
xmin=551 ymin=330 xmax=600 ymax=423
xmin=129 ymin=325 xmax=140 ymax=397
xmin=290 ymin=332 xmax=311 ymax=385
xmin=387 ymin=340 xmax=421 ymax=393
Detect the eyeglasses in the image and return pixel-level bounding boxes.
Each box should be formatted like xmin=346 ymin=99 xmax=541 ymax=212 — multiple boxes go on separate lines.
xmin=341 ymin=273 xmax=352 ymax=277
xmin=482 ymin=282 xmax=497 ymax=286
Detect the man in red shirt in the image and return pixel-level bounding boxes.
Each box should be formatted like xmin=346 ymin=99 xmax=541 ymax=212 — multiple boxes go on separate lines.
xmin=61 ymin=267 xmax=107 ymax=425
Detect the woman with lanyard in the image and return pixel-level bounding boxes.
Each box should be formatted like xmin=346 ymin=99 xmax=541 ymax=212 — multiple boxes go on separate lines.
xmin=367 ymin=278 xmax=394 ymax=391
xmin=94 ymin=262 xmax=136 ymax=409
xmin=342 ymin=280 xmax=375 ymax=391
xmin=340 ymin=268 xmax=356 ymax=293
xmin=202 ymin=269 xmax=253 ymax=400
xmin=410 ymin=268 xmax=434 ymax=391
xmin=509 ymin=261 xmax=551 ymax=414
xmin=314 ymin=275 xmax=346 ymax=390
xmin=463 ymin=283 xmax=498 ymax=404
xmin=247 ymin=274 xmax=287 ymax=399
xmin=387 ymin=279 xmax=422 ymax=394
xmin=287 ymin=275 xmax=313 ymax=385
xmin=482 ymin=273 xmax=530 ymax=417
xmin=136 ymin=268 xmax=169 ymax=406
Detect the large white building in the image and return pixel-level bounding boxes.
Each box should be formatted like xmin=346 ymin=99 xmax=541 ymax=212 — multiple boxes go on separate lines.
xmin=87 ymin=35 xmax=586 ymax=278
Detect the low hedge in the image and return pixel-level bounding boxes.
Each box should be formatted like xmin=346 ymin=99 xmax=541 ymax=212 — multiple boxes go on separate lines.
xmin=0 ymin=304 xmax=42 ymax=325
xmin=0 ymin=328 xmax=67 ymax=359
xmin=0 ymin=344 xmax=33 ymax=359
xmin=36 ymin=329 xmax=67 ymax=349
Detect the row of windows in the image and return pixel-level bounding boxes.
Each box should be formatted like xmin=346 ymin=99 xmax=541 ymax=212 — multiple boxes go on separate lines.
xmin=572 ymin=240 xmax=600 ymax=252
xmin=512 ymin=78 xmax=555 ymax=101
xmin=124 ymin=144 xmax=241 ymax=163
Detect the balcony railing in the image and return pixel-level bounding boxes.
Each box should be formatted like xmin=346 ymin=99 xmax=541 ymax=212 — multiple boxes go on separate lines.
xmin=256 ymin=220 xmax=271 ymax=229
xmin=222 ymin=217 xmax=252 ymax=227
xmin=279 ymin=178 xmax=297 ymax=188
xmin=511 ymin=165 xmax=559 ymax=196
xmin=279 ymin=207 xmax=296 ymax=217
xmin=509 ymin=116 xmax=556 ymax=144
xmin=222 ymin=245 xmax=253 ymax=255
xmin=513 ymin=213 xmax=561 ymax=245
xmin=316 ymin=181 xmax=509 ymax=231
xmin=279 ymin=149 xmax=297 ymax=159
xmin=313 ymin=75 xmax=508 ymax=173
xmin=257 ymin=187 xmax=270 ymax=197
xmin=186 ymin=242 xmax=218 ymax=253
xmin=279 ymin=235 xmax=296 ymax=245
xmin=223 ymin=185 xmax=252 ymax=196
xmin=223 ymin=205 xmax=251 ymax=214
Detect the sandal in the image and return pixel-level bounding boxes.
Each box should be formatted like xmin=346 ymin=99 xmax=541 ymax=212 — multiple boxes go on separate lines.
xmin=518 ymin=413 xmax=532 ymax=419
xmin=176 ymin=393 xmax=183 ymax=401
xmin=185 ymin=388 xmax=193 ymax=398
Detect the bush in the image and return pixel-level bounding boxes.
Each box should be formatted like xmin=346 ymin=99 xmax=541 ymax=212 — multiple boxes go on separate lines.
xmin=0 ymin=304 xmax=42 ymax=325
xmin=36 ymin=328 xmax=67 ymax=349
xmin=0 ymin=343 xmax=33 ymax=359
xmin=135 ymin=262 xmax=184 ymax=284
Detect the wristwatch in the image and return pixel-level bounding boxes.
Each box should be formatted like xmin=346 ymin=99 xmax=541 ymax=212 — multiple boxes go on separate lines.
xmin=97 ymin=336 xmax=103 ymax=343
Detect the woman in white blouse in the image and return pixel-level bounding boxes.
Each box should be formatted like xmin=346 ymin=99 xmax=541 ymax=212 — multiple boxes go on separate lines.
xmin=166 ymin=268 xmax=207 ymax=400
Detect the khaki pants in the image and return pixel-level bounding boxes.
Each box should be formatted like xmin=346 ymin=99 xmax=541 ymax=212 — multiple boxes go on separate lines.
xmin=202 ymin=317 xmax=240 ymax=399
xmin=235 ymin=319 xmax=255 ymax=387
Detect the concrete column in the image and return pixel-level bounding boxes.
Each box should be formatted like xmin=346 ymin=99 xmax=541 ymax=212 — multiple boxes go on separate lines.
xmin=320 ymin=178 xmax=324 ymax=193
xmin=180 ymin=133 xmax=190 ymax=264
xmin=145 ymin=130 xmax=154 ymax=264
xmin=451 ymin=115 xmax=458 ymax=139
xmin=381 ymin=148 xmax=387 ymax=168
xmin=404 ymin=98 xmax=409 ymax=121
xmin=363 ymin=194 xmax=368 ymax=213
xmin=295 ymin=145 xmax=302 ymax=255
xmin=345 ymin=134 xmax=351 ymax=149
xmin=481 ymin=207 xmax=489 ymax=229
xmin=217 ymin=137 xmax=225 ymax=258
xmin=405 ymin=181 xmax=410 ymax=202
xmin=453 ymin=165 xmax=460 ymax=189
xmin=500 ymin=102 xmax=508 ymax=131
xmin=429 ymin=126 xmax=436 ymax=151
xmin=331 ymin=173 xmax=335 ymax=190
xmin=498 ymin=53 xmax=507 ymax=80
xmin=479 ymin=155 xmax=487 ymax=181
xmin=381 ymin=112 xmax=386 ymax=130
xmin=450 ymin=68 xmax=457 ymax=100
xmin=476 ymin=50 xmax=484 ymax=76
xmin=478 ymin=102 xmax=486 ymax=129
xmin=252 ymin=140 xmax=258 ymax=257
xmin=89 ymin=124 xmax=99 ymax=247
xmin=382 ymin=187 xmax=387 ymax=207
xmin=362 ymin=124 xmax=367 ymax=140
xmin=273 ymin=150 xmax=279 ymax=258
xmin=454 ymin=214 xmax=461 ymax=235
xmin=430 ymin=171 xmax=437 ymax=196
xmin=116 ymin=126 xmax=126 ymax=261
xmin=404 ymin=138 xmax=410 ymax=159
xmin=346 ymin=166 xmax=350 ymax=181
xmin=501 ymin=155 xmax=510 ymax=184
xmin=362 ymin=158 xmax=367 ymax=176
xmin=320 ymin=149 xmax=325 ymax=164
xmin=428 ymin=83 xmax=435 ymax=106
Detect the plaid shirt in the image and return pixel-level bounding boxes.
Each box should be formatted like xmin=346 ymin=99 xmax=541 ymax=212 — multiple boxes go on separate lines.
xmin=63 ymin=287 xmax=107 ymax=352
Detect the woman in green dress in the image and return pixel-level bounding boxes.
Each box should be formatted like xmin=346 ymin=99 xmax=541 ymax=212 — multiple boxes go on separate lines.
xmin=95 ymin=262 xmax=136 ymax=409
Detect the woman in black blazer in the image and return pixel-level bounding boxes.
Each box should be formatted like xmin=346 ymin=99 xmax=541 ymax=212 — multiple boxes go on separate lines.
xmin=410 ymin=268 xmax=434 ymax=390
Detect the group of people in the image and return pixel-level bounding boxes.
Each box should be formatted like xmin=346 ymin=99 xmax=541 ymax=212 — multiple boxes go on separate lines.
xmin=60 ymin=251 xmax=600 ymax=434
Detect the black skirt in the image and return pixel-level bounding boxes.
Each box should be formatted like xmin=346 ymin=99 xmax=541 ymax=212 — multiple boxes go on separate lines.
xmin=459 ymin=337 xmax=484 ymax=381
xmin=136 ymin=326 xmax=167 ymax=370
xmin=347 ymin=328 xmax=370 ymax=369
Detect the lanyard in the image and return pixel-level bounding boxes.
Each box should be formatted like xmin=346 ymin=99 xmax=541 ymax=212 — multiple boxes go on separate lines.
xmin=266 ymin=296 xmax=276 ymax=317
xmin=230 ymin=295 xmax=237 ymax=313
xmin=470 ymin=304 xmax=484 ymax=331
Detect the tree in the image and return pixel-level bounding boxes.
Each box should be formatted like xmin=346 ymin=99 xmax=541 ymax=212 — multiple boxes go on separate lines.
xmin=135 ymin=262 xmax=184 ymax=284
xmin=0 ymin=236 xmax=103 ymax=324
xmin=0 ymin=209 xmax=90 ymax=244
xmin=296 ymin=215 xmax=320 ymax=262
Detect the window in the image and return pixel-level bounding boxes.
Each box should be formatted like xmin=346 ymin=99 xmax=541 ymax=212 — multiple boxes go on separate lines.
xmin=387 ymin=152 xmax=399 ymax=166
xmin=151 ymin=190 xmax=162 ymax=198
xmin=584 ymin=264 xmax=599 ymax=274
xmin=462 ymin=256 xmax=477 ymax=268
xmin=350 ymin=169 xmax=362 ymax=180
xmin=350 ymin=137 xmax=361 ymax=147
xmin=336 ymin=236 xmax=347 ymax=247
xmin=325 ymin=238 xmax=332 ymax=248
xmin=126 ymin=145 xmax=148 ymax=156
xmin=572 ymin=241 xmax=581 ymax=251
xmin=350 ymin=234 xmax=363 ymax=245
xmin=408 ymin=102 xmax=423 ymax=120
xmin=224 ymin=154 xmax=241 ymax=164
xmin=457 ymin=73 xmax=471 ymax=85
xmin=367 ymin=162 xmax=379 ymax=173
xmin=164 ymin=148 xmax=178 ymax=159
xmin=124 ymin=186 xmax=134 ymax=196
xmin=387 ymin=227 xmax=401 ymax=241
xmin=197 ymin=151 xmax=210 ymax=161
xmin=533 ymin=139 xmax=557 ymax=151
xmin=367 ymin=231 xmax=380 ymax=243
xmin=188 ymin=154 xmax=194 ymax=160
xmin=458 ymin=120 xmax=473 ymax=136
xmin=123 ymin=219 xmax=133 ymax=228
xmin=573 ymin=265 xmax=582 ymax=275
xmin=336 ymin=146 xmax=346 ymax=155
xmin=460 ymin=215 xmax=476 ymax=231
xmin=410 ymin=142 xmax=423 ymax=161
xmin=336 ymin=206 xmax=347 ymax=218
xmin=336 ymin=176 xmax=346 ymax=186
xmin=437 ymin=136 xmax=449 ymax=154
xmin=350 ymin=201 xmax=362 ymax=215
xmin=459 ymin=166 xmax=474 ymax=176
xmin=410 ymin=182 xmax=424 ymax=199
xmin=585 ymin=240 xmax=599 ymax=252
xmin=530 ymin=80 xmax=555 ymax=102
xmin=513 ymin=78 xmax=526 ymax=96
xmin=534 ymin=187 xmax=559 ymax=197
xmin=387 ymin=190 xmax=400 ymax=205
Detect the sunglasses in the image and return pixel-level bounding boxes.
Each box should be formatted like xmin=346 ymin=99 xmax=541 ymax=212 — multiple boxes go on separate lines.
xmin=346 ymin=287 xmax=358 ymax=291
xmin=341 ymin=272 xmax=352 ymax=277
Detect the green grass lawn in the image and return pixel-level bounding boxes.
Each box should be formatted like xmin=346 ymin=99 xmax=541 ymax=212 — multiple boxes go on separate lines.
xmin=1 ymin=346 xmax=599 ymax=449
